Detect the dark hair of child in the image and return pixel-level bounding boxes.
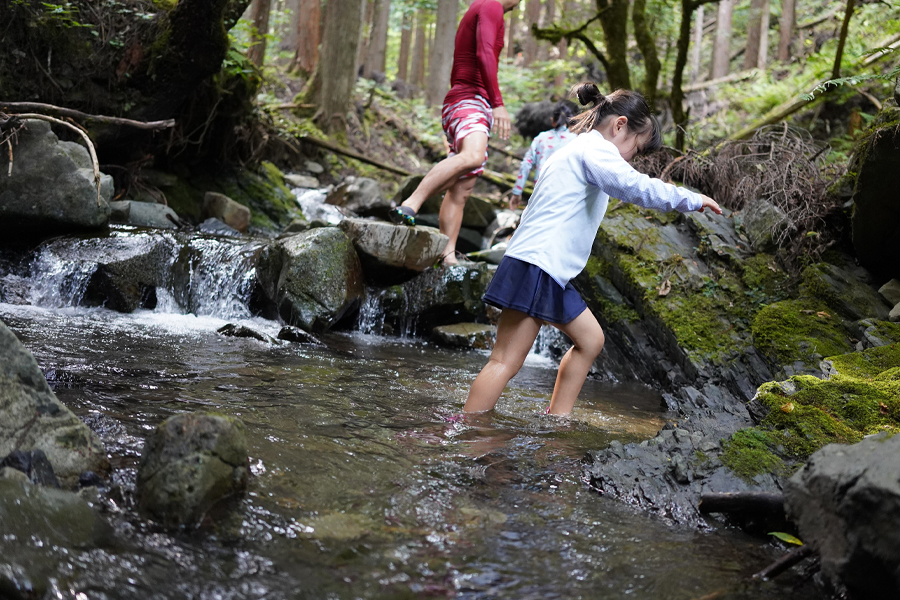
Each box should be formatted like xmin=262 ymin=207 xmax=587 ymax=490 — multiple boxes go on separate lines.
xmin=552 ymin=100 xmax=578 ymax=126
xmin=566 ymin=83 xmax=662 ymax=154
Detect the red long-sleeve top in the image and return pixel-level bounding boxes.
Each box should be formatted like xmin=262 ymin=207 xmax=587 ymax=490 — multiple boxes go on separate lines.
xmin=443 ymin=0 xmax=506 ymax=109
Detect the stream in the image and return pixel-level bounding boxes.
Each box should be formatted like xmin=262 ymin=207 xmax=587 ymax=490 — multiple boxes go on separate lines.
xmin=0 ymin=227 xmax=820 ymax=599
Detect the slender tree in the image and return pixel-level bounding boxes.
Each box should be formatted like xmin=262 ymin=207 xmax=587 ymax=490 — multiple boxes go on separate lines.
xmin=363 ymin=0 xmax=392 ymax=78
xmin=673 ymin=0 xmax=720 ymax=150
xmin=398 ymin=12 xmax=413 ymax=81
xmin=743 ymin=0 xmax=768 ymax=70
xmin=247 ymin=0 xmax=272 ymax=67
xmin=427 ymin=0 xmax=460 ymax=106
xmin=507 ymin=6 xmax=518 ymax=61
xmin=313 ymin=0 xmax=365 ymax=134
xmin=539 ymin=0 xmax=556 ymax=61
xmin=710 ymin=0 xmax=733 ymax=79
xmin=777 ymin=0 xmax=795 ymax=61
xmin=596 ymin=0 xmax=632 ymax=90
xmin=832 ymin=0 xmax=856 ymax=79
xmin=411 ymin=14 xmax=428 ymax=87
xmin=690 ymin=5 xmax=704 ymax=83
xmin=523 ymin=0 xmax=542 ymax=66
xmin=632 ymin=0 xmax=661 ymax=109
xmin=281 ymin=0 xmax=300 ymax=51
xmin=357 ymin=0 xmax=376 ymax=75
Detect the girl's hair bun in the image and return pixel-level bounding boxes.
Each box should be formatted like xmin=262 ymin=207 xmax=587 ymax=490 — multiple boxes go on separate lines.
xmin=573 ymin=82 xmax=603 ymax=106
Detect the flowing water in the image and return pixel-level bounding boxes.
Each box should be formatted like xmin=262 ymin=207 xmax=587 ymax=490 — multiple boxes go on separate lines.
xmin=0 ymin=228 xmax=821 ymax=599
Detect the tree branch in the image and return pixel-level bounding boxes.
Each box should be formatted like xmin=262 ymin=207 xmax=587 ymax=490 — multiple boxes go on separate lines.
xmin=0 ymin=102 xmax=175 ymax=130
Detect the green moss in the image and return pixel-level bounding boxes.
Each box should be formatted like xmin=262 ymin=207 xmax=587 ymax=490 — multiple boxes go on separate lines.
xmin=739 ymin=254 xmax=790 ymax=301
xmin=751 ymin=299 xmax=853 ymax=367
xmin=868 ymin=320 xmax=900 ymax=345
xmin=722 ymin=343 xmax=900 ymax=481
xmin=721 ymin=429 xmax=785 ymax=480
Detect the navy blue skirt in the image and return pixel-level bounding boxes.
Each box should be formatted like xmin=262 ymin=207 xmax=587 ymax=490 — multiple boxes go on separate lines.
xmin=483 ymin=256 xmax=587 ymax=324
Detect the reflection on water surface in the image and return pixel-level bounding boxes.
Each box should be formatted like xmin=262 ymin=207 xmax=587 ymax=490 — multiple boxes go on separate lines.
xmin=0 ymin=304 xmax=819 ymax=599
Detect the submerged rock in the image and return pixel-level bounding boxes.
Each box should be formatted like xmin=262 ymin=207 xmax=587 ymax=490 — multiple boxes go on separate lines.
xmin=432 ymin=323 xmax=496 ymax=349
xmin=0 ymin=320 xmax=108 ymax=486
xmin=339 ymin=218 xmax=449 ymax=283
xmin=277 ymin=325 xmax=324 ymax=345
xmin=136 ymin=412 xmax=249 ymax=529
xmin=217 ymin=323 xmax=274 ymax=343
xmin=785 ymin=433 xmax=900 ymax=598
xmin=0 ymin=449 xmax=60 ymax=488
xmin=0 ymin=119 xmax=113 ymax=240
xmin=256 ymin=227 xmax=364 ymax=333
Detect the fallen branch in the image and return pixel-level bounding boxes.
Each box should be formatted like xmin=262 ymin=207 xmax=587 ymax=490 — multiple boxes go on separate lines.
xmin=300 ymin=135 xmax=411 ymax=176
xmin=752 ymin=545 xmax=814 ymax=580
xmin=9 ymin=114 xmax=102 ymax=206
xmin=797 ymin=4 xmax=843 ymax=29
xmin=0 ymin=102 xmax=175 ymax=131
xmin=684 ymin=70 xmax=759 ymax=93
xmin=698 ymin=491 xmax=786 ymax=516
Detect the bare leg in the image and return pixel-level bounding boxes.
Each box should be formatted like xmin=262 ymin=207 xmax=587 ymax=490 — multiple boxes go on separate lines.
xmin=401 ymin=133 xmax=488 ymax=213
xmin=547 ymin=309 xmax=605 ymax=415
xmin=465 ymin=309 xmax=542 ymax=413
xmin=438 ymin=175 xmax=478 ymax=264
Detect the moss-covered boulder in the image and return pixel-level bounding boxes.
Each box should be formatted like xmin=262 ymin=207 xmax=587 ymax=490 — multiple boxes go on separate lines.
xmin=257 ymin=227 xmax=364 ymax=332
xmin=721 ymin=341 xmax=900 ymax=481
xmin=849 ymin=106 xmax=900 ymax=280
xmin=136 ymin=412 xmax=249 ymax=530
xmin=0 ymin=321 xmax=109 ymax=487
xmin=801 ymin=262 xmax=891 ymax=321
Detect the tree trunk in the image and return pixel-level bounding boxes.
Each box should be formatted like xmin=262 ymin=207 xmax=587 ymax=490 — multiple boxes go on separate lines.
xmin=709 ymin=0 xmax=734 ymax=78
xmin=777 ymin=0 xmax=795 ymax=61
xmin=743 ymin=0 xmax=767 ymax=70
xmin=832 ymin=0 xmax=857 ymax=79
xmin=758 ymin=1 xmax=770 ymax=68
xmin=357 ymin=0 xmax=376 ymax=76
xmin=539 ymin=0 xmax=556 ymax=61
xmin=397 ymin=13 xmax=413 ymax=81
xmin=427 ymin=0 xmax=460 ymax=106
xmin=281 ymin=0 xmax=300 ymax=51
xmin=690 ymin=5 xmax=704 ymax=83
xmin=411 ymin=15 xmax=428 ymax=87
xmin=247 ymin=0 xmax=273 ymax=67
xmin=523 ymin=0 xmax=542 ymax=67
xmin=293 ymin=0 xmax=321 ymax=75
xmin=313 ymin=0 xmax=364 ymax=134
xmin=633 ymin=0 xmax=661 ymax=110
xmin=554 ymin=0 xmax=574 ymax=87
xmin=507 ymin=6 xmax=518 ymax=61
xmin=363 ymin=0 xmax=391 ymax=78
xmin=596 ymin=0 xmax=632 ymax=90
xmin=673 ymin=0 xmax=706 ymax=151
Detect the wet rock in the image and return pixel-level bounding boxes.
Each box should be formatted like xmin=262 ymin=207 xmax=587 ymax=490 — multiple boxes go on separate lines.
xmin=740 ymin=199 xmax=790 ymax=252
xmin=295 ymin=189 xmax=345 ymax=226
xmin=285 ymin=173 xmax=320 ymax=189
xmin=326 ymin=177 xmax=393 ymax=219
xmin=0 ymin=449 xmax=60 ymax=488
xmin=304 ymin=160 xmax=325 ymax=175
xmin=421 ymin=192 xmax=497 ymax=230
xmin=257 ymin=228 xmax=364 ymax=333
xmin=217 ymin=323 xmax=274 ymax=343
xmin=280 ymin=218 xmax=311 ymax=236
xmin=109 ymin=200 xmax=181 ymax=229
xmin=891 ymin=303 xmax=900 ymax=322
xmin=136 ymin=412 xmax=249 ymax=529
xmin=0 ymin=274 xmax=30 ymax=305
xmin=33 ymin=232 xmax=176 ymax=312
xmin=802 ymin=262 xmax=890 ymax=321
xmin=277 ymin=325 xmax=324 ymax=345
xmin=78 ymin=471 xmax=104 ymax=489
xmin=850 ymin=106 xmax=900 ymax=279
xmin=0 ymin=320 xmax=108 ymax=486
xmin=878 ymin=279 xmax=900 ymax=306
xmin=0 ymin=479 xmax=112 ymax=597
xmin=785 ymin=433 xmax=900 ymax=599
xmin=339 ymin=218 xmax=449 ymax=283
xmin=467 ymin=244 xmax=506 ymax=265
xmin=382 ymin=263 xmax=494 ymax=333
xmin=203 ymin=192 xmax=251 ymax=233
xmin=392 ymin=175 xmax=443 ymax=208
xmin=432 ymin=323 xmax=496 ymax=349
xmin=483 ymin=211 xmax=519 ymax=247
xmin=0 ymin=466 xmax=30 ymax=484
xmin=0 ymin=119 xmax=113 ymax=240
xmin=197 ymin=217 xmax=242 ymax=237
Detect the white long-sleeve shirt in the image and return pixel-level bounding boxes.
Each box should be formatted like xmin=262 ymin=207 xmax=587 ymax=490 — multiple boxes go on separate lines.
xmin=504 ymin=130 xmax=702 ymax=288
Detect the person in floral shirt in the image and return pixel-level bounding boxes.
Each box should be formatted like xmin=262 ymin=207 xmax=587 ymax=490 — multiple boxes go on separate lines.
xmin=510 ymin=100 xmax=578 ymax=210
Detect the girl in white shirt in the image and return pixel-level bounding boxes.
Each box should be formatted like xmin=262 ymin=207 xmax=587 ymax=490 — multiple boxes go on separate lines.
xmin=465 ymin=83 xmax=722 ymax=416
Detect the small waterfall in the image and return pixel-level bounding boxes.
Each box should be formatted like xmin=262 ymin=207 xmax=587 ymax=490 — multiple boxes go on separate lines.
xmin=29 ymin=246 xmax=97 ymax=308
xmin=357 ymin=289 xmax=387 ymax=335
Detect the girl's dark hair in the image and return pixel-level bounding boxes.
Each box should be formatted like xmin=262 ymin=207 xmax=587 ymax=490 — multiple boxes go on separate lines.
xmin=552 ymin=100 xmax=577 ymax=127
xmin=567 ymin=82 xmax=661 ymax=154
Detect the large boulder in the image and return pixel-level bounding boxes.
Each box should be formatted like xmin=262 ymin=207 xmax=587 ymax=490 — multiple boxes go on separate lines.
xmin=801 ymin=262 xmax=891 ymax=321
xmin=109 ymin=200 xmax=181 ymax=229
xmin=0 ymin=119 xmax=113 ymax=239
xmin=136 ymin=412 xmax=249 ymax=529
xmin=326 ymin=176 xmax=393 ymax=219
xmin=850 ymin=106 xmax=900 ymax=280
xmin=785 ymin=433 xmax=900 ymax=599
xmin=257 ymin=227 xmax=364 ymax=332
xmin=339 ymin=218 xmax=449 ymax=283
xmin=739 ymin=199 xmax=790 ymax=252
xmin=203 ymin=192 xmax=251 ymax=233
xmin=0 ymin=320 xmax=108 ymax=486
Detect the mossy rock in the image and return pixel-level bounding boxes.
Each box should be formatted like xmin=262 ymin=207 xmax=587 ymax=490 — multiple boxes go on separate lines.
xmin=751 ymin=298 xmax=854 ymax=374
xmin=801 ymin=262 xmax=890 ymax=321
xmin=721 ymin=343 xmax=900 ymax=481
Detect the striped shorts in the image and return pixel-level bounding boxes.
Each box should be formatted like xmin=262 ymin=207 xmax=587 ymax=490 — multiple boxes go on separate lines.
xmin=441 ymin=96 xmax=493 ymax=178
